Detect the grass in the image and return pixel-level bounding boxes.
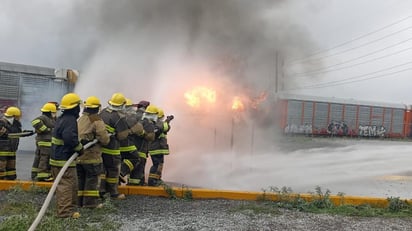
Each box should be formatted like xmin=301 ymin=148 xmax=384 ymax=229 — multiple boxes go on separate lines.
xmin=3 ymin=184 xmax=412 ymax=231
xmin=0 ymin=185 xmax=121 ymax=231
xmin=247 ymin=185 xmax=412 ymax=218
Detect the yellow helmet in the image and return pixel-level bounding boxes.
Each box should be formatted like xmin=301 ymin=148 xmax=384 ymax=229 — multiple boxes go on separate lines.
xmin=5 ymin=106 xmax=21 ymax=117
xmin=41 ymin=102 xmax=57 ymax=113
xmin=125 ymin=98 xmax=133 ymax=107
xmin=84 ymin=96 xmax=101 ymax=108
xmin=59 ymin=93 xmax=81 ymax=110
xmin=108 ymin=93 xmax=126 ymax=106
xmin=145 ymin=105 xmax=158 ymax=114
xmin=157 ymin=108 xmax=164 ymax=118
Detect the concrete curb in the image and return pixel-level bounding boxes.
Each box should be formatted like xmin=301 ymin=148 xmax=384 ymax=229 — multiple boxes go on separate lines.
xmin=0 ymin=180 xmax=397 ymax=208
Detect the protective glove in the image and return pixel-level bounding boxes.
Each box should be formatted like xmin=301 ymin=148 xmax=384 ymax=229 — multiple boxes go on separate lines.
xmin=0 ymin=127 xmax=8 ymax=138
xmin=165 ymin=115 xmax=174 ymax=123
xmin=129 ymin=123 xmax=144 ymax=136
xmin=78 ymin=148 xmax=84 ymax=156
xmin=154 ymin=127 xmax=162 ymax=138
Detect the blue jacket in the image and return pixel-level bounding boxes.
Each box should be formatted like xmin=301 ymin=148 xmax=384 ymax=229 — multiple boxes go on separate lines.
xmin=51 ymin=110 xmax=82 ymax=167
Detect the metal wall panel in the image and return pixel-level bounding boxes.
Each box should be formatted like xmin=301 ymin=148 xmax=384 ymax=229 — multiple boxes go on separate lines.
xmin=287 ymin=100 xmax=302 ymax=125
xmin=314 ymin=102 xmax=328 ymax=128
xmin=330 ymin=104 xmax=343 ymax=122
xmin=0 ymin=71 xmax=20 ymax=99
xmin=392 ymin=109 xmax=404 ymax=133
xmin=383 ymin=109 xmax=392 ymax=130
xmin=344 ymin=105 xmax=357 ymax=129
xmin=303 ymin=102 xmax=313 ymax=124
xmin=371 ymin=107 xmax=383 ymax=126
xmin=358 ymin=106 xmax=370 ymax=125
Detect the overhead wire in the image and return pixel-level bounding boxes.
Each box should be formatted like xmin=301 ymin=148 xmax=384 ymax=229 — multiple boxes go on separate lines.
xmin=286 ymin=14 xmax=412 ymax=65
xmin=289 ymin=46 xmax=412 ymax=77
xmin=293 ymin=25 xmax=412 ymax=65
xmin=285 ymin=60 xmax=412 ymax=90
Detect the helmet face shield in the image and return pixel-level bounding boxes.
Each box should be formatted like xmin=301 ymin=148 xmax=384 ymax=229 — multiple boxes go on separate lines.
xmin=4 ymin=116 xmax=14 ymax=124
xmin=143 ymin=112 xmax=158 ymax=122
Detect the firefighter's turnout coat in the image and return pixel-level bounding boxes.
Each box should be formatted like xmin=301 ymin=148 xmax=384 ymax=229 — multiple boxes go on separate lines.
xmin=31 ymin=114 xmax=55 ymax=180
xmin=77 ymin=111 xmax=110 ymax=208
xmin=0 ymin=117 xmax=22 ymax=180
xmin=99 ymin=107 xmax=129 ymax=197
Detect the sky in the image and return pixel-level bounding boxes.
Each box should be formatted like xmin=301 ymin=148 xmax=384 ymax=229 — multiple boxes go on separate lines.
xmin=3 ymin=0 xmax=412 ymax=193
xmin=2 ymin=1 xmax=412 ymax=103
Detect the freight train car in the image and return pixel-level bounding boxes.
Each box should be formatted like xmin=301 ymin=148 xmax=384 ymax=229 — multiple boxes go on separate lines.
xmin=277 ymin=94 xmax=412 ymax=138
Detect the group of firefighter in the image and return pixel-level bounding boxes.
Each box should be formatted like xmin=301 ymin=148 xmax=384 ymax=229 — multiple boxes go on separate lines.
xmin=0 ymin=92 xmax=173 ymax=218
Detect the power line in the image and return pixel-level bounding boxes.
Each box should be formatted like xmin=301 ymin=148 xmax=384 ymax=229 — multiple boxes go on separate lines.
xmin=288 ymin=46 xmax=412 ymax=78
xmin=286 ymin=14 xmax=412 ymax=64
xmin=285 ymin=61 xmax=412 ymax=90
xmin=290 ymin=25 xmax=412 ymax=65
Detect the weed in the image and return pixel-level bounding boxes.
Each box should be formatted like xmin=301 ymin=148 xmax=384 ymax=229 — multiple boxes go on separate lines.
xmin=0 ymin=189 xmax=121 ymax=231
xmin=387 ymin=197 xmax=411 ymax=213
xmin=308 ymin=186 xmax=333 ymax=209
xmin=163 ymin=184 xmax=177 ymax=199
xmin=182 ymin=185 xmax=193 ymax=200
xmin=256 ymin=188 xmax=268 ymax=201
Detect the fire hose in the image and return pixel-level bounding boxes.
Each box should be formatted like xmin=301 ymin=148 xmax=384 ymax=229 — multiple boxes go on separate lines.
xmin=28 ymin=139 xmax=98 ymax=231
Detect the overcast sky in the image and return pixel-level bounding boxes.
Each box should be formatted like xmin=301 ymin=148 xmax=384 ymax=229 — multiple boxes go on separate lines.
xmin=2 ymin=0 xmax=412 ymax=104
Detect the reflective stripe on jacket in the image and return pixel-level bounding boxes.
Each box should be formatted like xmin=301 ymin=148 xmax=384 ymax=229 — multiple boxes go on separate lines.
xmin=50 ymin=113 xmax=82 ymax=165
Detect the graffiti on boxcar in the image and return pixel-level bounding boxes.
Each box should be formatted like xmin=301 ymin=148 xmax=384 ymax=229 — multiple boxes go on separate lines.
xmin=327 ymin=121 xmax=349 ymax=136
xmin=358 ymin=125 xmax=386 ymax=137
xmin=284 ymin=123 xmax=312 ymax=135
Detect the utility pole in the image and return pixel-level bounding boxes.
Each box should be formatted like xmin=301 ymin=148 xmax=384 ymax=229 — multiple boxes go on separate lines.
xmin=274 ymin=51 xmax=284 ymax=94
xmin=275 ymin=51 xmax=279 ymax=94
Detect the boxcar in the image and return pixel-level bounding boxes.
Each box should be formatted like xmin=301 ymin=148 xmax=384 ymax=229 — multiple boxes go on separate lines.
xmin=277 ymin=94 xmax=412 ymax=138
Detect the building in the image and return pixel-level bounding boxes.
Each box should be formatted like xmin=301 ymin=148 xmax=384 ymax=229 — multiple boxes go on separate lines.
xmin=0 ymin=61 xmax=78 ymax=149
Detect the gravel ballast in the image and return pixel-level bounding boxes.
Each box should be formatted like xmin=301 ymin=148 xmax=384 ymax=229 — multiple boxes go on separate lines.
xmin=115 ymin=195 xmax=412 ymax=231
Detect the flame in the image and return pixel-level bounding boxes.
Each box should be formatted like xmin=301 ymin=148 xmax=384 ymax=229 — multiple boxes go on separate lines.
xmin=184 ymin=86 xmax=216 ymax=108
xmin=250 ymin=91 xmax=268 ymax=109
xmin=231 ymin=96 xmax=244 ymax=111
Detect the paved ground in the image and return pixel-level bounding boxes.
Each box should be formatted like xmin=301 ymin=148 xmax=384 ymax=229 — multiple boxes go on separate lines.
xmin=15 ymin=136 xmax=412 ymax=199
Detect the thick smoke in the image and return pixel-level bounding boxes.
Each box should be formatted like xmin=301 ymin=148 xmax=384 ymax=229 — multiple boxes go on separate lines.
xmin=2 ymin=0 xmax=322 ymax=190
xmin=68 ymin=0 xmax=319 ymax=189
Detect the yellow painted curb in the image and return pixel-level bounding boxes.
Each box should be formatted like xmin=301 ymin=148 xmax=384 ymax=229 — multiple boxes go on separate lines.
xmin=0 ymin=180 xmax=402 ymax=208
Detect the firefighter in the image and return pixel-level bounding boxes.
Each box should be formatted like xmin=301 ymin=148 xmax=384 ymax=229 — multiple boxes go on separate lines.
xmin=77 ymin=96 xmax=110 ymax=208
xmin=0 ymin=106 xmax=33 ymax=180
xmin=146 ymin=106 xmax=173 ymax=186
xmin=50 ymin=93 xmax=83 ymax=219
xmin=31 ymin=102 xmax=57 ymax=181
xmin=125 ymin=100 xmax=155 ymax=186
xmin=119 ymin=98 xmax=144 ymax=184
xmin=135 ymin=100 xmax=150 ymax=121
xmin=99 ymin=93 xmax=138 ymax=200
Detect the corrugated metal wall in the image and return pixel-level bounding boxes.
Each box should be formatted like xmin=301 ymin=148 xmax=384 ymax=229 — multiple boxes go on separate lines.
xmin=285 ymin=99 xmax=405 ymax=137
xmin=0 ymin=62 xmax=74 ymax=125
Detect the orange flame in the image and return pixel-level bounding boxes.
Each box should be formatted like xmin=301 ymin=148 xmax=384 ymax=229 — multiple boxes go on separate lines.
xmin=250 ymin=91 xmax=268 ymax=109
xmin=184 ymin=86 xmax=216 ymax=108
xmin=231 ymin=96 xmax=244 ymax=111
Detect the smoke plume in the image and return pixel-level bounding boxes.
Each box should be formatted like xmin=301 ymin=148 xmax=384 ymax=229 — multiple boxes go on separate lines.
xmin=2 ymin=0 xmax=321 ymax=190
